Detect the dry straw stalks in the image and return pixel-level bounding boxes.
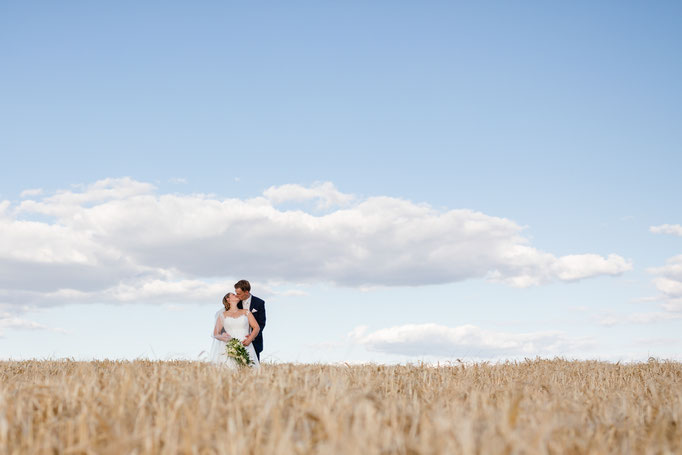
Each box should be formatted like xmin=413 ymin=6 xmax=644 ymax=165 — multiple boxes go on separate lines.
xmin=0 ymin=358 xmax=680 ymax=454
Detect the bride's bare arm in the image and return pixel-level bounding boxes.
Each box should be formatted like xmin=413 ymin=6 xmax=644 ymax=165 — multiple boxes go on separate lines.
xmin=213 ymin=316 xmax=230 ymax=341
xmin=243 ymin=311 xmax=260 ymax=346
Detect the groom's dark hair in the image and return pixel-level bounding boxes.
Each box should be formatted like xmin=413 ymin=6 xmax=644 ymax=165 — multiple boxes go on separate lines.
xmin=234 ymin=280 xmax=251 ymax=292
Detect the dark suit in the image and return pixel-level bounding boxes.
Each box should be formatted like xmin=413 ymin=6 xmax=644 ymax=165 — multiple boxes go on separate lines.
xmin=238 ymin=295 xmax=266 ymax=360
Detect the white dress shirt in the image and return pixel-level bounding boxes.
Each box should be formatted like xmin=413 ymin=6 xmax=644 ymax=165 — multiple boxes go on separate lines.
xmin=242 ymin=295 xmax=252 ymax=312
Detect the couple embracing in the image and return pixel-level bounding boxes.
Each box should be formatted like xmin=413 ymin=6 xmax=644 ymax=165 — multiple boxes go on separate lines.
xmin=208 ymin=280 xmax=266 ymax=369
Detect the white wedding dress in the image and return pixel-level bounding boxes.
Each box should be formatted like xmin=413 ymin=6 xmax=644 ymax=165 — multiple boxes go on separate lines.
xmin=208 ymin=311 xmax=260 ymax=369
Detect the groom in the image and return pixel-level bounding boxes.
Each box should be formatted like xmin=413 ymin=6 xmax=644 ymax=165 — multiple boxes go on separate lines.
xmin=234 ymin=279 xmax=266 ymax=361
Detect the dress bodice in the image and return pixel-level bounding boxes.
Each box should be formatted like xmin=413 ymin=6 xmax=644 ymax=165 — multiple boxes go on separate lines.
xmin=221 ymin=313 xmax=250 ymax=339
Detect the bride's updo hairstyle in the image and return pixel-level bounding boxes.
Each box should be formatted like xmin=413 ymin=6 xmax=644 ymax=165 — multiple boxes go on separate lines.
xmin=222 ymin=292 xmax=235 ymax=311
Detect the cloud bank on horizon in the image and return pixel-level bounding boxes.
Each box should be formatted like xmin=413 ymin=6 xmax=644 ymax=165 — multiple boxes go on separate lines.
xmin=0 ymin=177 xmax=634 ymax=315
xmin=348 ymin=323 xmax=595 ymax=360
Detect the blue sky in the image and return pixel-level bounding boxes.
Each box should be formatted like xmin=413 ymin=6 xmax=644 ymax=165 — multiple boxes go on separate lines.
xmin=1 ymin=1 xmax=681 ymax=363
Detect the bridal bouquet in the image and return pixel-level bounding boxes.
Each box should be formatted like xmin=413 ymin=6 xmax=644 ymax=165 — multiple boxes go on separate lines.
xmin=226 ymin=338 xmax=253 ymax=367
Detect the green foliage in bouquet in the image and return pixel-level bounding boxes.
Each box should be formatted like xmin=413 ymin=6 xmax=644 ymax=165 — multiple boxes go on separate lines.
xmin=226 ymin=338 xmax=253 ymax=367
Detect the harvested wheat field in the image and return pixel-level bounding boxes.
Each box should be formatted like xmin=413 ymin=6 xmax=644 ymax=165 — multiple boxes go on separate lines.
xmin=0 ymin=359 xmax=680 ymax=454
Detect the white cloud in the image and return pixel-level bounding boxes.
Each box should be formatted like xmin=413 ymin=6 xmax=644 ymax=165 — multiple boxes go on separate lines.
xmin=103 ymin=278 xmax=230 ymax=303
xmin=607 ymin=254 xmax=682 ymax=326
xmin=0 ymin=200 xmax=10 ymax=217
xmin=0 ymin=218 xmax=104 ymax=265
xmin=0 ymin=178 xmax=632 ymax=311
xmin=169 ymin=177 xmax=187 ymax=184
xmin=662 ymin=299 xmax=682 ymax=312
xmin=18 ymin=177 xmax=155 ymax=218
xmin=20 ymin=188 xmax=43 ymax=198
xmin=648 ymin=255 xmax=682 ymax=299
xmin=599 ymin=311 xmax=682 ymax=326
xmin=263 ymin=182 xmax=354 ymax=209
xmin=649 ymin=255 xmax=682 ymax=279
xmin=653 ymin=277 xmax=682 ymax=298
xmin=0 ymin=313 xmax=67 ymax=337
xmin=551 ymin=254 xmax=632 ymax=281
xmin=634 ymin=337 xmax=682 ymax=347
xmin=349 ymin=323 xmax=595 ymax=358
xmin=650 ymin=224 xmax=682 ymax=236
xmin=0 ymin=313 xmax=45 ymax=330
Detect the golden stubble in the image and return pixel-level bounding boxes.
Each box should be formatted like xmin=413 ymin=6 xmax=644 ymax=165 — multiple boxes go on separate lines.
xmin=0 ymin=359 xmax=680 ymax=454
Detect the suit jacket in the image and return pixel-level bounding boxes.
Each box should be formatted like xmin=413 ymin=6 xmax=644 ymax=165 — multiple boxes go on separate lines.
xmin=238 ymin=295 xmax=266 ymax=355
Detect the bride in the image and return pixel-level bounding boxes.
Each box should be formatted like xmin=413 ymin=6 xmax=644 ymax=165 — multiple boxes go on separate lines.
xmin=208 ymin=292 xmax=261 ymax=369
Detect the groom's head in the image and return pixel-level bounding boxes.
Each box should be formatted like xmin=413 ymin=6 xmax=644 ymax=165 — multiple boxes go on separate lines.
xmin=234 ymin=279 xmax=251 ymax=300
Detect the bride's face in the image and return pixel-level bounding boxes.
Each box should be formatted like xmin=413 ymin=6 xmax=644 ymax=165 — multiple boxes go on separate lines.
xmin=228 ymin=294 xmax=240 ymax=306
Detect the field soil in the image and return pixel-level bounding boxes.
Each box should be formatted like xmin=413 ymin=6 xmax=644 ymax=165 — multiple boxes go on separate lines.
xmin=1 ymin=359 xmax=680 ymax=454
